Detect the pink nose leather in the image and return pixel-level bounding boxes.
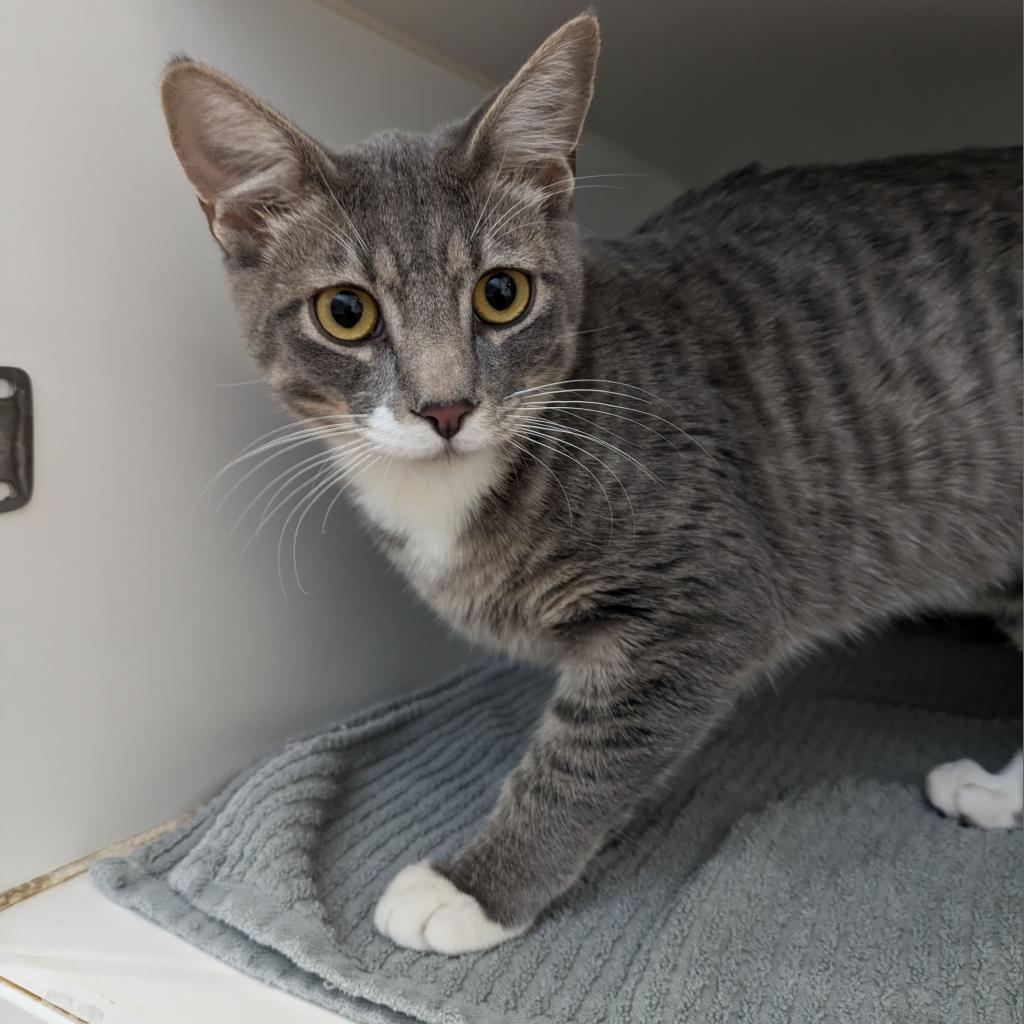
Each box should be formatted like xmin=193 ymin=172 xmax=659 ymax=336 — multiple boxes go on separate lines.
xmin=417 ymin=401 xmax=475 ymax=440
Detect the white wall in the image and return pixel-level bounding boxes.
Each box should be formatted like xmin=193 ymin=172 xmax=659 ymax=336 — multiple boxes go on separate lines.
xmin=0 ymin=0 xmax=680 ymax=889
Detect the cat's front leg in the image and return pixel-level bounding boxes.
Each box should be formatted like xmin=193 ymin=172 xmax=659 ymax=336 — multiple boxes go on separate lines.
xmin=374 ymin=643 xmax=750 ymax=954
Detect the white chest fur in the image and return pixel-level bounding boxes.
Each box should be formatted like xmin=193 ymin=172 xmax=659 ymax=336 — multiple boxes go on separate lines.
xmin=348 ymin=449 xmax=502 ymax=579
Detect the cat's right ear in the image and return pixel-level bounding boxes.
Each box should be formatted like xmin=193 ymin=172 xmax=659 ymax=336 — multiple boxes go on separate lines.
xmin=160 ymin=58 xmax=327 ymax=253
xmin=466 ymin=13 xmax=600 ymax=198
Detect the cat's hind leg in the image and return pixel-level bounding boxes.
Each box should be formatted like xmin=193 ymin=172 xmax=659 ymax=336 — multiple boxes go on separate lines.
xmin=925 ymin=594 xmax=1021 ymax=829
xmin=926 ymin=751 xmax=1023 ymax=828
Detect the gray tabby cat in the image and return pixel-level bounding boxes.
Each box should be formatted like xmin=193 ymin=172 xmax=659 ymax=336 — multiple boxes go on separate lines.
xmin=160 ymin=14 xmax=1023 ymax=954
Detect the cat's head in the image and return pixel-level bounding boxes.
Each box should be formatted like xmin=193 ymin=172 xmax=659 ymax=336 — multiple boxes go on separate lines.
xmin=161 ymin=14 xmax=599 ymax=463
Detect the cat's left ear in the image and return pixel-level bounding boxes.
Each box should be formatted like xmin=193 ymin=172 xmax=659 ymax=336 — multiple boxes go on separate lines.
xmin=467 ymin=13 xmax=600 ymax=201
xmin=160 ymin=58 xmax=329 ymax=253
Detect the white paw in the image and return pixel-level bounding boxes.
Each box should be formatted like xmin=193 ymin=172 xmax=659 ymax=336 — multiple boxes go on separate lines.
xmin=926 ymin=752 xmax=1023 ymax=830
xmin=373 ymin=862 xmax=524 ymax=954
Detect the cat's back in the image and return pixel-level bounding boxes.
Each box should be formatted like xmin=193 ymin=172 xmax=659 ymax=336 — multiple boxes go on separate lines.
xmin=578 ymin=147 xmax=1022 ymax=615
xmin=585 ymin=148 xmax=1022 ymax=624
xmin=601 ymin=146 xmax=1022 ymax=387
xmin=633 ymin=147 xmax=1022 ymax=258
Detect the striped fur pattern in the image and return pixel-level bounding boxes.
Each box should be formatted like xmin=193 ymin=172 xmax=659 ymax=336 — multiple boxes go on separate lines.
xmin=160 ymin=15 xmax=1022 ymax=951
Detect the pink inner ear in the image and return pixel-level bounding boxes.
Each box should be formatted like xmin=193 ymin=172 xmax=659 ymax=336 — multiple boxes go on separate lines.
xmin=165 ymin=67 xmax=299 ymax=189
xmin=162 ymin=67 xmax=318 ymax=245
xmin=173 ymin=106 xmax=275 ymax=242
xmin=173 ymin=108 xmax=239 ymax=202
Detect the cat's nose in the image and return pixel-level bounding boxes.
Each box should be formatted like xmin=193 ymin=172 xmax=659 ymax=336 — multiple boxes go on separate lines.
xmin=415 ymin=400 xmax=476 ymax=440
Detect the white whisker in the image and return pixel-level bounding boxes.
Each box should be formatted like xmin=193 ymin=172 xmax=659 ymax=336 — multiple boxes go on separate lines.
xmin=575 ymin=323 xmax=630 ymax=336
xmin=505 ymin=436 xmax=574 ymax=530
xmin=277 ymin=466 xmax=341 ymax=597
xmin=214 ymin=426 xmax=362 ymax=516
xmin=481 ymin=173 xmax=626 ymax=239
xmin=469 ymin=146 xmax=509 ymax=243
xmin=239 ymin=414 xmax=364 ymax=453
xmin=478 ymin=173 xmax=571 ymax=240
xmin=196 ymin=414 xmax=365 ymax=507
xmin=317 ymin=170 xmax=371 ymax=259
xmin=233 ymin=448 xmax=350 ymax=546
xmin=507 ymin=379 xmax=661 ymax=402
xmin=321 ymin=448 xmax=385 ymax=533
xmin=518 ymin=400 xmax=719 ymax=468
xmin=306 ymin=210 xmax=360 ymax=259
xmin=519 ymin=415 xmax=663 ymax=485
xmin=233 ymin=438 xmax=368 ymax=545
xmin=518 ymin=387 xmax=653 ymax=405
xmin=529 ymin=404 xmax=682 ymax=453
xmin=514 ymin=427 xmax=617 ymax=537
xmin=487 ymin=182 xmax=627 ymax=239
xmin=517 ymin=423 xmax=639 ymax=538
xmin=289 ymin=455 xmax=378 ymax=595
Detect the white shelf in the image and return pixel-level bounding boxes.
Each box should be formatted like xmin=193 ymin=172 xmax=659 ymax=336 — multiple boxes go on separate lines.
xmin=0 ymin=873 xmax=354 ymax=1024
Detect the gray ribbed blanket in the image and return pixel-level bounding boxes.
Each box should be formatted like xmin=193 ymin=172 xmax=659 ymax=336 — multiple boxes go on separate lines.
xmin=93 ymin=626 xmax=1022 ymax=1024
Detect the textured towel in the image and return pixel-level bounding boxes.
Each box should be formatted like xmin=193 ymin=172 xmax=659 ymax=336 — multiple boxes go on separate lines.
xmin=94 ymin=625 xmax=1022 ymax=1024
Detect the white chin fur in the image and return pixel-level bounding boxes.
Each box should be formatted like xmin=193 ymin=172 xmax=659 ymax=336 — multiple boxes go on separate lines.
xmin=336 ymin=406 xmax=503 ymax=578
xmin=374 ymin=862 xmax=525 ymax=954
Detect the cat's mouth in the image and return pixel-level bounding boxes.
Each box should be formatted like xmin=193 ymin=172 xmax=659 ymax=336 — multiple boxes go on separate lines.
xmin=387 ymin=434 xmax=494 ymax=462
xmin=336 ymin=430 xmax=495 ymax=467
xmin=350 ymin=403 xmax=498 ymax=464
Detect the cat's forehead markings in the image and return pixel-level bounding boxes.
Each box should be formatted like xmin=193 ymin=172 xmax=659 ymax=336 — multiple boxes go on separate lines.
xmin=425 ymin=208 xmax=445 ymax=255
xmin=480 ymin=237 xmax=534 ymax=272
xmin=445 ymin=232 xmax=473 ymax=277
xmin=371 ymin=244 xmax=400 ymax=290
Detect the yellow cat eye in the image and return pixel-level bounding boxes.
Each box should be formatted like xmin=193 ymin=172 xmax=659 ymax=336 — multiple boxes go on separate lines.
xmin=313 ymin=285 xmax=380 ymax=342
xmin=472 ymin=269 xmax=532 ymax=325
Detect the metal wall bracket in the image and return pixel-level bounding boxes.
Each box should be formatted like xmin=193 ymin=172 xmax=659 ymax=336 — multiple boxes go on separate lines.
xmin=0 ymin=367 xmax=33 ymax=512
